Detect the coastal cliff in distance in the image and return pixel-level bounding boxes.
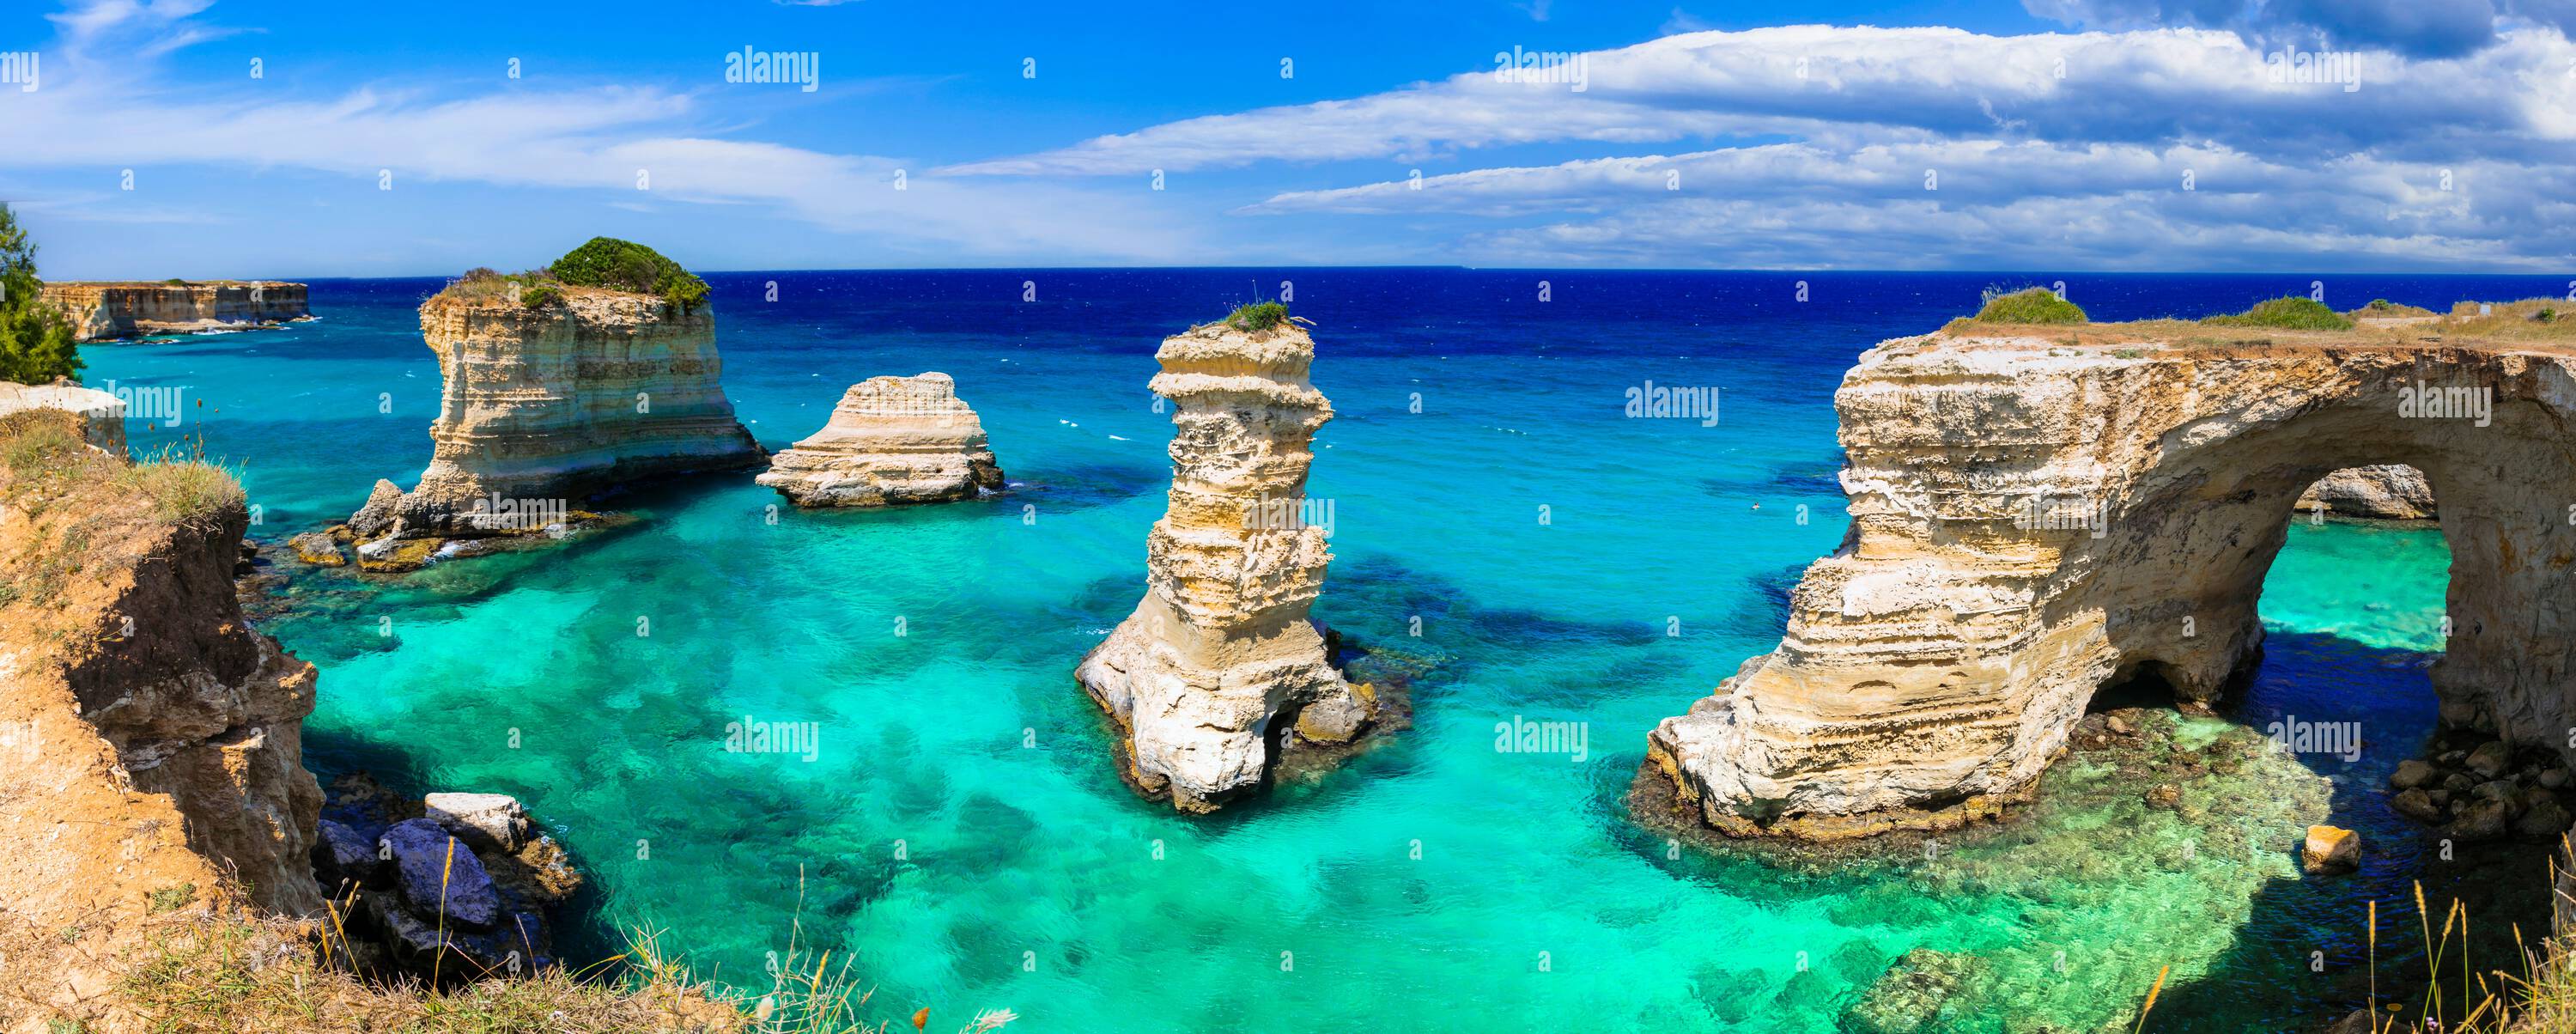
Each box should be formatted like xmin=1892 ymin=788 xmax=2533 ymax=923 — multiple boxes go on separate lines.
xmin=756 ymin=372 xmax=1005 ymax=507
xmin=1077 ymin=313 xmax=1380 ymax=812
xmin=42 ymin=281 xmax=311 ymax=341
xmin=344 ymin=274 xmax=762 ymax=569
xmin=1643 ymin=304 xmax=2576 ymax=841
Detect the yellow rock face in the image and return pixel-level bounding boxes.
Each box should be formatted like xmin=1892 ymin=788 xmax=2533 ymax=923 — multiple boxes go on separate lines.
xmin=2303 ymin=824 xmax=2360 ymax=873
xmin=1648 ymin=332 xmax=2576 ymax=840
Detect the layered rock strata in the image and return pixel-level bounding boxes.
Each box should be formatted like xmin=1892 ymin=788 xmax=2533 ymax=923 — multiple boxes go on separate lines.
xmin=346 ymin=286 xmax=762 ymax=570
xmin=1076 ymin=319 xmax=1378 ymax=812
xmin=2295 ymin=463 xmax=2437 ymax=520
xmin=756 ymin=372 xmax=1005 ymax=507
xmin=1647 ymin=333 xmax=2576 ymax=840
xmin=41 ymin=281 xmax=311 ymax=341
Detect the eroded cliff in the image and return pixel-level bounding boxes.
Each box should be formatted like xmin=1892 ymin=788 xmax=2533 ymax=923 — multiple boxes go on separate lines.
xmin=41 ymin=281 xmax=310 ymax=342
xmin=0 ymin=408 xmax=323 ymax=1022
xmin=1076 ymin=318 xmax=1379 ymax=812
xmin=1646 ymin=320 xmax=2576 ymax=840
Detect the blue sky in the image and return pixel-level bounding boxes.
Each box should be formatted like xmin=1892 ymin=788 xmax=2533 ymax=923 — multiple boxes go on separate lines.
xmin=3 ymin=0 xmax=2573 ymax=277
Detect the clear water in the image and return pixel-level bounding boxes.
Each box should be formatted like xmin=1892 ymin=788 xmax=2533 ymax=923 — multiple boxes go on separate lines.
xmin=88 ymin=270 xmax=2567 ymax=1031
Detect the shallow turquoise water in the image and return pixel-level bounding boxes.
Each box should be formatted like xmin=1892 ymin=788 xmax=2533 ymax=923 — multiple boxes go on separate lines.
xmin=87 ymin=271 xmax=2503 ymax=1031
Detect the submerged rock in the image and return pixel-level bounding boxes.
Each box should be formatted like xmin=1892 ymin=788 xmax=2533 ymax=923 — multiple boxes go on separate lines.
xmin=756 ymin=372 xmax=1005 ymax=507
xmin=288 ymin=531 xmax=346 ymax=567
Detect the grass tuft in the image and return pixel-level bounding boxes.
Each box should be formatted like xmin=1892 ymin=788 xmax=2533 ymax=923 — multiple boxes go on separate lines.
xmin=1224 ymin=301 xmax=1290 ymax=332
xmin=2201 ymin=296 xmax=2354 ymax=331
xmin=117 ymin=451 xmax=246 ymax=529
xmin=1973 ymin=287 xmax=2088 ymax=325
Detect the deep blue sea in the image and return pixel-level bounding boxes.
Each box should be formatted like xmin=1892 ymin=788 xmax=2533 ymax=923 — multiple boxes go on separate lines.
xmin=82 ymin=269 xmax=2576 ymax=1032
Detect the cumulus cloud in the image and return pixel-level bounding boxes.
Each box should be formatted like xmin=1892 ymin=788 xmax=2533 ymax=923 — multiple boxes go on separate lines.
xmin=2022 ymin=0 xmax=2573 ymax=58
xmin=9 ymin=0 xmax=1192 ymax=264
xmin=947 ymin=21 xmax=2576 ymax=270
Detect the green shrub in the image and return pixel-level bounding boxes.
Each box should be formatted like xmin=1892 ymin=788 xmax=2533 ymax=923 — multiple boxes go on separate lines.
xmin=520 ymin=283 xmax=563 ymax=309
xmin=161 ymin=277 xmax=188 ymax=286
xmin=548 ymin=237 xmax=710 ymax=314
xmin=1224 ymin=301 xmax=1289 ymax=332
xmin=0 ymin=204 xmax=82 ymax=385
xmin=1973 ymin=287 xmax=2087 ymax=325
xmin=2202 ymin=296 xmax=2353 ymax=330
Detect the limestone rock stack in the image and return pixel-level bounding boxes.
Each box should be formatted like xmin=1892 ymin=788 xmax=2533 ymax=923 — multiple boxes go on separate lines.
xmin=756 ymin=372 xmax=1004 ymax=507
xmin=1645 ymin=331 xmax=2576 ymax=840
xmin=2296 ymin=464 xmax=2437 ymax=520
xmin=348 ymin=286 xmax=762 ymax=569
xmin=1076 ymin=318 xmax=1377 ymax=812
xmin=41 ymin=280 xmax=310 ymax=341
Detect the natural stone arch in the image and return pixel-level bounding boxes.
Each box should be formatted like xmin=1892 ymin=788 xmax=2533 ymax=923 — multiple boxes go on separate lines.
xmin=1645 ymin=336 xmax=2576 ymax=840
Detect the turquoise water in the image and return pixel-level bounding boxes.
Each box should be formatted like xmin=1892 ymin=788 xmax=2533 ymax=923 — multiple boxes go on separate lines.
xmin=88 ymin=271 xmax=2521 ymax=1031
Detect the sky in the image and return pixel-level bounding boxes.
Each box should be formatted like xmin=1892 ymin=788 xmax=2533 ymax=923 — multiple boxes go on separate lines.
xmin=3 ymin=0 xmax=2574 ymax=277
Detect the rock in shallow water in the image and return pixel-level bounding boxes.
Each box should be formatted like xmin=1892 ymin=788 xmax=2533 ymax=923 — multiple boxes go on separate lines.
xmin=425 ymin=792 xmax=527 ymax=853
xmin=2301 ymin=825 xmax=2359 ymax=873
xmin=380 ymin=818 xmax=501 ymax=929
xmin=755 ymin=372 xmax=1005 ymax=508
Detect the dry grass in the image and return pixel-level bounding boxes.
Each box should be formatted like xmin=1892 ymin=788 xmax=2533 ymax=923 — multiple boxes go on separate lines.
xmin=1929 ymin=297 xmax=2576 ymax=356
xmin=94 ymin=868 xmax=1017 ymax=1034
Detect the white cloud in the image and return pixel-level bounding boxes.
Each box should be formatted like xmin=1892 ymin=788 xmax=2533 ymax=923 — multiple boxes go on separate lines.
xmin=9 ymin=0 xmax=1194 ymax=265
xmin=944 ymin=21 xmax=2576 ymax=269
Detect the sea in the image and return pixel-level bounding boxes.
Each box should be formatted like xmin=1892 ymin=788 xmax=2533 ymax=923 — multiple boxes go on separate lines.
xmin=81 ymin=269 xmax=2576 ymax=1032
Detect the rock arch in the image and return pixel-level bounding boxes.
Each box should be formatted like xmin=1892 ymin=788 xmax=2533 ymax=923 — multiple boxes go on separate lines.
xmin=1645 ymin=335 xmax=2576 ymax=839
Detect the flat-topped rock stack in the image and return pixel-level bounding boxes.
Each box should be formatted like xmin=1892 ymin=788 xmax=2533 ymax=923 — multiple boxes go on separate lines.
xmin=756 ymin=372 xmax=1005 ymax=507
xmin=41 ymin=280 xmax=310 ymax=341
xmin=1645 ymin=311 xmax=2576 ymax=842
xmin=337 ymin=256 xmax=762 ymax=572
xmin=1077 ymin=315 xmax=1380 ymax=812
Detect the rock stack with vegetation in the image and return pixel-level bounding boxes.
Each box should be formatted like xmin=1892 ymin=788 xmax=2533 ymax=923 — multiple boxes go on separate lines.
xmin=324 ymin=238 xmax=762 ymax=573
